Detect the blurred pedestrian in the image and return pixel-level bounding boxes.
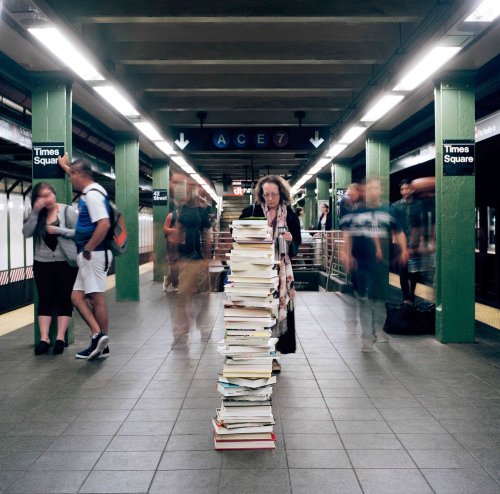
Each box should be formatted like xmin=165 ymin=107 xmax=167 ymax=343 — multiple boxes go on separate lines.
xmin=341 ymin=178 xmax=408 ymax=352
xmin=170 ymin=174 xmax=213 ymax=344
xmin=162 ymin=208 xmax=180 ymax=292
xmin=392 ymin=179 xmax=424 ymax=304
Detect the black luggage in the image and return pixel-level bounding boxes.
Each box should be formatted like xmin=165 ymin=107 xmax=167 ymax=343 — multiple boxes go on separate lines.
xmin=384 ymin=302 xmax=435 ymax=335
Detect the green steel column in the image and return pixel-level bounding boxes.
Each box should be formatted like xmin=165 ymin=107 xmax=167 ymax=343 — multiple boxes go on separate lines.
xmin=303 ymin=183 xmax=317 ymax=230
xmin=31 ymin=73 xmax=74 ymax=344
xmin=366 ymin=132 xmax=390 ymax=203
xmin=316 ymin=173 xmax=330 ymax=204
xmin=333 ymin=161 xmax=351 ymax=229
xmin=435 ymin=73 xmax=475 ymax=343
xmin=115 ymin=133 xmax=140 ymax=301
xmin=152 ymin=160 xmax=170 ymax=282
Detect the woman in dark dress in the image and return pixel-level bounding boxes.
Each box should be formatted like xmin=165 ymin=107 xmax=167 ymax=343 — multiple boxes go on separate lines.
xmin=239 ymin=175 xmax=301 ymax=371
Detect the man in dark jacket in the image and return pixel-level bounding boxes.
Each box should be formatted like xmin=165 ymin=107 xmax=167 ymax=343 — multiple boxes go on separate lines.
xmin=392 ymin=179 xmax=423 ymax=304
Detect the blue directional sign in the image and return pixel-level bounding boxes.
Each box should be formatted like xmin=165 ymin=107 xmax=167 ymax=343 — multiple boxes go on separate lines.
xmin=173 ymin=127 xmax=328 ymax=152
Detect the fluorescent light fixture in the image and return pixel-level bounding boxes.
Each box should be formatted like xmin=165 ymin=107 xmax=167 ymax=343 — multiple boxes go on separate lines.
xmin=326 ymin=143 xmax=347 ymax=158
xmin=155 ymin=140 xmax=177 ymax=156
xmin=134 ymin=121 xmax=163 ymax=141
xmin=309 ymin=157 xmax=331 ymax=175
xmin=171 ymin=155 xmax=196 ymax=174
xmin=465 ymin=0 xmax=500 ymax=22
xmin=360 ymin=94 xmax=405 ymax=122
xmin=393 ymin=46 xmax=461 ymax=91
xmin=28 ymin=27 xmax=104 ymax=81
xmin=93 ymin=86 xmax=139 ymax=117
xmin=190 ymin=173 xmax=206 ymax=185
xmin=294 ymin=174 xmax=312 ymax=189
xmin=339 ymin=126 xmax=366 ymax=144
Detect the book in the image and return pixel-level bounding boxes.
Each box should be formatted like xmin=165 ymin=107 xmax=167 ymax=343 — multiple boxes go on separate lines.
xmin=231 ymin=219 xmax=268 ymax=227
xmin=212 ymin=418 xmax=274 ymax=434
xmin=214 ymin=434 xmax=276 ymax=450
xmin=230 ymin=262 xmax=276 ymax=272
xmin=224 ymin=306 xmax=274 ymax=318
xmin=218 ymin=376 xmax=277 ymax=388
xmin=222 ymin=368 xmax=272 ymax=379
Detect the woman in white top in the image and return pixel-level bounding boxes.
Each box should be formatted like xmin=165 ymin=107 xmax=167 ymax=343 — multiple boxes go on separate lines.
xmin=23 ymin=182 xmax=78 ymax=355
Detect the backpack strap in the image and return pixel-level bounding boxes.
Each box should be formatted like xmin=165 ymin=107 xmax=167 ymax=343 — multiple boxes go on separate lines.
xmin=83 ymin=188 xmax=110 ymax=272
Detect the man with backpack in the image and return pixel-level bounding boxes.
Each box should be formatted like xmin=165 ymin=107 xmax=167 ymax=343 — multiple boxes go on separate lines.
xmin=58 ymin=155 xmax=112 ymax=360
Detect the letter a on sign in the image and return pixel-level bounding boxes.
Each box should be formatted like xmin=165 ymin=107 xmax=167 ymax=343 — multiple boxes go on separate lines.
xmin=213 ymin=130 xmax=230 ymax=149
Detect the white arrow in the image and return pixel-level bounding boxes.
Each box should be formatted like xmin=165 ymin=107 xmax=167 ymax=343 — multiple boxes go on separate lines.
xmin=175 ymin=132 xmax=190 ymax=150
xmin=309 ymin=131 xmax=325 ymax=148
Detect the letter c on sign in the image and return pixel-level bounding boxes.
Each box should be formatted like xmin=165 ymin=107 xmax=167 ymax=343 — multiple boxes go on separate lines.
xmin=233 ymin=132 xmax=249 ymax=148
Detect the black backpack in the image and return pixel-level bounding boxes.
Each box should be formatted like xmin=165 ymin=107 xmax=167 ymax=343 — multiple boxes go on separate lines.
xmin=384 ymin=302 xmax=435 ymax=335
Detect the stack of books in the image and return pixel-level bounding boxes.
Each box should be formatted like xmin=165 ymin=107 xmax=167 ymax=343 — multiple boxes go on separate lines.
xmin=213 ymin=218 xmax=279 ymax=450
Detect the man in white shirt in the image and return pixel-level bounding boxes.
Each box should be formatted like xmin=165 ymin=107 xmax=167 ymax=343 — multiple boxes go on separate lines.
xmin=59 ymin=155 xmax=111 ymax=360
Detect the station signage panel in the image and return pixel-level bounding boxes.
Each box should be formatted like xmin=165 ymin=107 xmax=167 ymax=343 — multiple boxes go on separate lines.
xmin=442 ymin=139 xmax=475 ymax=176
xmin=152 ymin=189 xmax=169 ymax=206
xmin=172 ymin=127 xmax=328 ymax=152
xmin=32 ymin=142 xmax=65 ymax=179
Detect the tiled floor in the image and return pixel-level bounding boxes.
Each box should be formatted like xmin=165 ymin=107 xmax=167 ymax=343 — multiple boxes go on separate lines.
xmin=0 ymin=273 xmax=499 ymax=493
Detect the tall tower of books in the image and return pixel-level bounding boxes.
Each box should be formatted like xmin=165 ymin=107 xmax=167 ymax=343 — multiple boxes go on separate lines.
xmin=213 ymin=218 xmax=279 ymax=450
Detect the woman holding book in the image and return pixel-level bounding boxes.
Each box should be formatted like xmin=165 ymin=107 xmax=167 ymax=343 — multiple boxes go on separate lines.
xmin=240 ymin=175 xmax=301 ymax=371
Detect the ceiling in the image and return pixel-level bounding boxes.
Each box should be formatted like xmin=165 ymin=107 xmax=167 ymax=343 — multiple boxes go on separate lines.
xmin=1 ymin=0 xmax=500 ymax=188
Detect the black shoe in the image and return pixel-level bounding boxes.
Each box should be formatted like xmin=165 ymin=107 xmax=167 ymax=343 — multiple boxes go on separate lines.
xmin=53 ymin=340 xmax=65 ymax=355
xmin=88 ymin=333 xmax=109 ymax=361
xmin=34 ymin=340 xmax=50 ymax=355
xmin=100 ymin=346 xmax=110 ymax=358
xmin=76 ymin=340 xmax=92 ymax=359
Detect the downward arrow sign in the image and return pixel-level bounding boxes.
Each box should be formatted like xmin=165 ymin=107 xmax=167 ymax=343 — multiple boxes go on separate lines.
xmin=309 ymin=131 xmax=325 ymax=148
xmin=175 ymin=132 xmax=190 ymax=150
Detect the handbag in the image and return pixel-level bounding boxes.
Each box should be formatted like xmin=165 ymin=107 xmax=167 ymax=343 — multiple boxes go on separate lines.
xmin=58 ymin=205 xmax=78 ymax=267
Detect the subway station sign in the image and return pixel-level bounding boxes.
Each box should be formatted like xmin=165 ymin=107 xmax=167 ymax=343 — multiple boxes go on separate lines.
xmin=152 ymin=189 xmax=169 ymax=206
xmin=32 ymin=142 xmax=65 ymax=179
xmin=172 ymin=127 xmax=328 ymax=152
xmin=442 ymin=139 xmax=475 ymax=176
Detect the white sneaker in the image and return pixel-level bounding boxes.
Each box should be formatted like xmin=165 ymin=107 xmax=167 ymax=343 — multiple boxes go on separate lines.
xmin=375 ymin=330 xmax=389 ymax=343
xmin=362 ymin=340 xmax=374 ymax=352
xmin=162 ymin=277 xmax=168 ymax=292
xmin=166 ymin=283 xmax=177 ymax=293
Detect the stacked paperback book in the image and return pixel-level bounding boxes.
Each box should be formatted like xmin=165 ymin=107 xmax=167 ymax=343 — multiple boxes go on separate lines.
xmin=213 ymin=218 xmax=279 ymax=450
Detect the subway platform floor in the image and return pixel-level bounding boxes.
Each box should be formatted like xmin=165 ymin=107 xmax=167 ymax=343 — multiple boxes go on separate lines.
xmin=0 ymin=272 xmax=499 ymax=493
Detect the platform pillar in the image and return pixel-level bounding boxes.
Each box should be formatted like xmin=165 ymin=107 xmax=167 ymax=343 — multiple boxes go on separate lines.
xmin=333 ymin=162 xmax=351 ymax=229
xmin=435 ymin=73 xmax=476 ymax=343
xmin=152 ymin=160 xmax=170 ymax=282
xmin=316 ymin=173 xmax=331 ymax=219
xmin=303 ymin=183 xmax=317 ymax=230
xmin=115 ymin=133 xmax=140 ymax=301
xmin=31 ymin=73 xmax=74 ymax=345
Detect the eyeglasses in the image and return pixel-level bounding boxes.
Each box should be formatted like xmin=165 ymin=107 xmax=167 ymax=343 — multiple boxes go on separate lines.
xmin=263 ymin=192 xmax=279 ymax=198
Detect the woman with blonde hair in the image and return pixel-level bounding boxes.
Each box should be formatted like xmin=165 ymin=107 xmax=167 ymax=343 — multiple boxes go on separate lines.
xmin=239 ymin=175 xmax=301 ymax=371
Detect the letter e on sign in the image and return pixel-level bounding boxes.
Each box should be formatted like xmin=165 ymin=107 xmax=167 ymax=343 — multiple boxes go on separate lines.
xmin=253 ymin=132 xmax=269 ymax=148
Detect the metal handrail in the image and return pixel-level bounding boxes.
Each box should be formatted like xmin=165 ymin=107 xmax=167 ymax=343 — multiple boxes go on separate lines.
xmin=209 ymin=230 xmax=348 ymax=284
